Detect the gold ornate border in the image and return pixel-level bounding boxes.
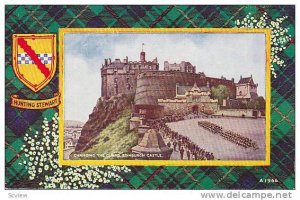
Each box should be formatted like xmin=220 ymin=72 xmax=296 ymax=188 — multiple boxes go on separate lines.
xmin=59 ymin=28 xmax=271 ymax=166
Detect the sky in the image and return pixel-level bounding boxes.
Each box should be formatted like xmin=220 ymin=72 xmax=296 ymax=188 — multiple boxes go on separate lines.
xmin=64 ymin=33 xmax=266 ymax=122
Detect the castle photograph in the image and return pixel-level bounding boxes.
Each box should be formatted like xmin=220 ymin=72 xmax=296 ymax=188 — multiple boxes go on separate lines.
xmin=62 ymin=32 xmax=267 ymax=162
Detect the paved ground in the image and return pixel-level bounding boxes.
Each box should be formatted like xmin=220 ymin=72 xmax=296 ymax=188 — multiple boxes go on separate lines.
xmin=166 ymin=117 xmax=266 ymax=160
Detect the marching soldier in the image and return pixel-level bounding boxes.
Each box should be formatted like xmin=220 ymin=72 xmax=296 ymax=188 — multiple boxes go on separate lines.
xmin=178 ymin=140 xmax=182 ymax=150
xmin=167 ymin=141 xmax=171 ymax=148
xmin=186 ymin=149 xmax=191 ymax=160
xmin=173 ymin=140 xmax=178 ymax=151
xmin=180 ymin=147 xmax=185 ymax=160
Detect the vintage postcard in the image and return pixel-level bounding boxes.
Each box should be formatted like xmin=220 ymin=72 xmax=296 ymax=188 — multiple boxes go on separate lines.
xmin=59 ymin=28 xmax=270 ymax=166
xmin=4 ymin=5 xmax=295 ymax=190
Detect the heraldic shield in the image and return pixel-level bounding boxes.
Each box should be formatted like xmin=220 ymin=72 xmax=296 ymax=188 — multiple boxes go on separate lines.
xmin=12 ymin=34 xmax=56 ymax=92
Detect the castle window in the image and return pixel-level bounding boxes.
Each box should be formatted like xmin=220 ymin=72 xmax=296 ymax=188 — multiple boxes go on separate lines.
xmin=114 ymin=79 xmax=118 ymax=94
xmin=115 ymin=85 xmax=118 ymax=94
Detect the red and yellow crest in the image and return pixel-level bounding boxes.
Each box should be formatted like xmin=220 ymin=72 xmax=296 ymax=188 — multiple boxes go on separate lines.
xmin=12 ymin=34 xmax=56 ymax=92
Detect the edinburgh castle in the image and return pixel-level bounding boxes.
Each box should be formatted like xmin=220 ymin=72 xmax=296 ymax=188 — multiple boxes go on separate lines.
xmin=101 ymin=49 xmax=237 ymax=100
xmin=101 ymin=47 xmax=260 ymax=120
xmin=74 ymin=46 xmax=261 ymax=153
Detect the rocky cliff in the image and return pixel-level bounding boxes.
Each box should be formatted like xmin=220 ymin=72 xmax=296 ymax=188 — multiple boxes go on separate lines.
xmin=75 ymin=93 xmax=134 ymax=152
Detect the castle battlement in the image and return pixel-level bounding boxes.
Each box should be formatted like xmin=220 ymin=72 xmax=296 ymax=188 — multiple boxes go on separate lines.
xmin=136 ymin=71 xmax=235 ymax=86
xmin=101 ymin=49 xmax=160 ymax=98
xmin=164 ymin=61 xmax=196 ymax=73
xmin=158 ymin=99 xmax=187 ymax=103
xmin=136 ymin=71 xmax=204 ymax=79
xmin=101 ymin=48 xmax=247 ymax=103
xmin=100 ymin=48 xmax=260 ymax=121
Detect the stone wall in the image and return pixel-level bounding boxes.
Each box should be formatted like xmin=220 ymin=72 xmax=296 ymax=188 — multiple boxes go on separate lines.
xmin=101 ymin=70 xmax=138 ymax=97
xmin=214 ymin=109 xmax=259 ymax=117
xmin=101 ymin=59 xmax=159 ymax=98
xmin=158 ymin=102 xmax=188 ymax=115
xmin=102 ymin=65 xmax=236 ymax=100
xmin=134 ymin=71 xmax=236 ymax=106
xmin=158 ymin=101 xmax=219 ymax=115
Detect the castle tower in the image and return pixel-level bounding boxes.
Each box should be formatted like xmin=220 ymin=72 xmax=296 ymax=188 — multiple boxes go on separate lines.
xmin=236 ymin=75 xmax=258 ymax=102
xmin=101 ymin=45 xmax=159 ymax=98
xmin=140 ymin=43 xmax=146 ymax=62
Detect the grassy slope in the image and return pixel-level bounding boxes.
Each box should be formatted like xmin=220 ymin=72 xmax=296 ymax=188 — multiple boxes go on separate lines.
xmin=82 ymin=110 xmax=138 ymax=159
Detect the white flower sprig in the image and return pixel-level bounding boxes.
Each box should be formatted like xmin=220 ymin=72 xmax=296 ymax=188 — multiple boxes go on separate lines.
xmin=235 ymin=12 xmax=292 ymax=78
xmin=20 ymin=113 xmax=131 ymax=189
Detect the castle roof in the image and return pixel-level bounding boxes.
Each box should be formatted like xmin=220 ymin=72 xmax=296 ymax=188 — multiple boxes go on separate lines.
xmin=185 ymin=61 xmax=193 ymax=66
xmin=165 ymin=61 xmax=193 ymax=66
xmin=190 ymin=82 xmax=201 ymax=92
xmin=103 ymin=50 xmax=159 ymax=70
xmin=107 ymin=60 xmax=126 ymax=68
xmin=177 ymin=85 xmax=192 ymax=95
xmin=106 ymin=60 xmax=159 ymax=69
xmin=176 ymin=83 xmax=209 ymax=95
xmin=238 ymin=77 xmax=254 ymax=85
xmin=250 ymin=92 xmax=258 ymax=99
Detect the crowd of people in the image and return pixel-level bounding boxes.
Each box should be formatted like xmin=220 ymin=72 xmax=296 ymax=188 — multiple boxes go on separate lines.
xmin=198 ymin=121 xmax=258 ymax=149
xmin=146 ymin=115 xmax=215 ymax=160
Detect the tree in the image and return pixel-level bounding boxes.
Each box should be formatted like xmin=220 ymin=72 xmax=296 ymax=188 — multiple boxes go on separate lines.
xmin=211 ymin=85 xmax=230 ymax=105
xmin=246 ymin=96 xmax=265 ymax=109
xmin=256 ymin=96 xmax=266 ymax=109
